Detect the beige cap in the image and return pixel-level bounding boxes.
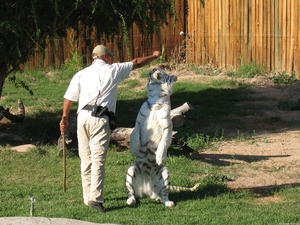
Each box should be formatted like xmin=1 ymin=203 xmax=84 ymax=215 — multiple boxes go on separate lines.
xmin=92 ymin=45 xmax=116 ymax=58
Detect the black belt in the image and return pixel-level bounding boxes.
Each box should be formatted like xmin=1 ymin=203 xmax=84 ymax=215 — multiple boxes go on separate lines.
xmin=82 ymin=105 xmax=94 ymax=110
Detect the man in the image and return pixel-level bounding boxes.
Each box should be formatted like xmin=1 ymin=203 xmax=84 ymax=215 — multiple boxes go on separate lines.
xmin=59 ymin=45 xmax=160 ymax=213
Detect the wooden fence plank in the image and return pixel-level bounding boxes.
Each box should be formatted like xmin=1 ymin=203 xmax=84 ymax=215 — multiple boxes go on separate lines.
xmin=288 ymin=0 xmax=295 ymax=73
xmin=281 ymin=0 xmax=287 ymax=71
xmin=285 ymin=0 xmax=290 ymax=72
xmin=203 ymin=0 xmax=209 ymax=65
xmin=251 ymin=0 xmax=255 ymax=62
xmin=240 ymin=0 xmax=245 ymax=62
xmin=210 ymin=0 xmax=215 ymax=65
xmin=224 ymin=0 xmax=230 ymax=67
xmin=220 ymin=0 xmax=226 ymax=67
xmin=295 ymin=0 xmax=300 ymax=75
xmin=199 ymin=0 xmax=205 ymax=65
xmin=268 ymin=0 xmax=274 ymax=71
xmin=187 ymin=0 xmax=196 ymax=63
xmin=193 ymin=0 xmax=198 ymax=63
xmin=247 ymin=0 xmax=252 ymax=63
xmin=235 ymin=0 xmax=241 ymax=67
xmin=258 ymin=0 xmax=263 ymax=66
xmin=230 ymin=0 xmax=235 ymax=67
xmin=218 ymin=0 xmax=223 ymax=67
xmin=262 ymin=0 xmax=267 ymax=69
xmin=206 ymin=0 xmax=211 ymax=65
xmin=213 ymin=0 xmax=218 ymax=67
xmin=275 ymin=0 xmax=281 ymax=71
xmin=186 ymin=0 xmax=192 ymax=63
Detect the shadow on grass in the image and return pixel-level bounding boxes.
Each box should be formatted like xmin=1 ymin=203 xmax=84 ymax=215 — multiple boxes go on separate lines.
xmin=0 ymin=112 xmax=61 ymax=146
xmin=171 ymin=181 xmax=300 ymax=204
xmin=176 ymin=85 xmax=299 ymax=137
xmin=118 ymin=83 xmax=300 ymax=144
xmin=196 ymin=153 xmax=291 ymax=166
xmin=239 ymin=182 xmax=300 ymax=197
xmin=170 ymin=181 xmax=230 ymax=203
xmin=1 ymin=82 xmax=300 ymax=149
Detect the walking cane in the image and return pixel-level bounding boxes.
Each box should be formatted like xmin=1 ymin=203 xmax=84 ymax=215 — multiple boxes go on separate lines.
xmin=62 ymin=116 xmax=67 ymax=193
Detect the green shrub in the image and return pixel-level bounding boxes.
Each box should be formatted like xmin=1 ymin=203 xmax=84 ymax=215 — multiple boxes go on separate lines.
xmin=271 ymin=71 xmax=297 ymax=84
xmin=60 ymin=50 xmax=84 ymax=79
xmin=231 ymin=61 xmax=265 ymax=78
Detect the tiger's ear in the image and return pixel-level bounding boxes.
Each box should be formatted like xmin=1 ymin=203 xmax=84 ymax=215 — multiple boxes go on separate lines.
xmin=172 ymin=75 xmax=178 ymax=82
xmin=149 ymin=68 xmax=157 ymax=76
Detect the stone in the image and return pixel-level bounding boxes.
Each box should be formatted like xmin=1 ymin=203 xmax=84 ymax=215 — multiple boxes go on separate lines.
xmin=10 ymin=144 xmax=36 ymax=153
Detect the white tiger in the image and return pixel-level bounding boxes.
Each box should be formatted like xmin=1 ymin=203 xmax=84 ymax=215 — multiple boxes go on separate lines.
xmin=125 ymin=68 xmax=199 ymax=207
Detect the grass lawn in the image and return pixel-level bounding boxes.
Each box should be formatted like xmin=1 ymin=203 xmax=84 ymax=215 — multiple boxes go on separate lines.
xmin=0 ymin=63 xmax=300 ymax=224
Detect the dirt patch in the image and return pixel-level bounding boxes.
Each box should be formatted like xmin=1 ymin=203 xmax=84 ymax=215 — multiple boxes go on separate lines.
xmin=169 ymin=69 xmax=300 ymax=193
xmin=200 ymin=131 xmax=300 ymax=191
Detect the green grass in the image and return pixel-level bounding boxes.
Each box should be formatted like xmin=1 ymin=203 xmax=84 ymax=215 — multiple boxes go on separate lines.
xmin=1 ymin=148 xmax=300 ymax=224
xmin=1 ymin=63 xmax=300 ymax=224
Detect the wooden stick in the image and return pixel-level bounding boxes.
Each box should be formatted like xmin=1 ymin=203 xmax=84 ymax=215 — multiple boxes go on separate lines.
xmin=62 ymin=116 xmax=67 ymax=193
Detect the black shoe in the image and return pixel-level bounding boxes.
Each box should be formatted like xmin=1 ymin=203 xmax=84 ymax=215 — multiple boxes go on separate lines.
xmin=88 ymin=201 xmax=106 ymax=213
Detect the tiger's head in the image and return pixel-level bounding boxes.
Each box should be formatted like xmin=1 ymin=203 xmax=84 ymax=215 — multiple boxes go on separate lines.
xmin=148 ymin=68 xmax=177 ymax=85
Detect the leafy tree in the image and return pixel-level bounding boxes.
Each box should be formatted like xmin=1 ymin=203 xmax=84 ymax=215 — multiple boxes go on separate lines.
xmin=0 ymin=0 xmax=175 ymax=97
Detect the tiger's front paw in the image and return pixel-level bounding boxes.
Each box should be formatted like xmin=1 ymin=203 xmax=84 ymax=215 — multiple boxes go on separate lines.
xmin=156 ymin=145 xmax=167 ymax=166
xmin=126 ymin=196 xmax=136 ymax=206
xmin=156 ymin=153 xmax=166 ymax=166
xmin=164 ymin=201 xmax=175 ymax=207
xmin=156 ymin=157 xmax=164 ymax=166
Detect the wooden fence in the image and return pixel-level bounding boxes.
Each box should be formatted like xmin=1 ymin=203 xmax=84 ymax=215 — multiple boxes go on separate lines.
xmin=187 ymin=0 xmax=300 ymax=78
xmin=26 ymin=0 xmax=186 ymax=68
xmin=26 ymin=0 xmax=300 ymax=78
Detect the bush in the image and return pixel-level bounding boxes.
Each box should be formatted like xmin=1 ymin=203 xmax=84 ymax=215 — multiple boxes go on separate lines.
xmin=271 ymin=71 xmax=297 ymax=84
xmin=230 ymin=61 xmax=265 ymax=78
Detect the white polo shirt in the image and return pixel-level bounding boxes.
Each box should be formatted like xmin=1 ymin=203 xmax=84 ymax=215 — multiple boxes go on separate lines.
xmin=64 ymin=59 xmax=133 ymax=113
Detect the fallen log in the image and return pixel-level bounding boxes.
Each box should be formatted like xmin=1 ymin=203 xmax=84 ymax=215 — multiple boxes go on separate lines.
xmin=171 ymin=102 xmax=194 ymax=127
xmin=110 ymin=127 xmax=133 ymax=148
xmin=58 ymin=102 xmax=194 ymax=152
xmin=0 ymin=100 xmax=25 ymax=122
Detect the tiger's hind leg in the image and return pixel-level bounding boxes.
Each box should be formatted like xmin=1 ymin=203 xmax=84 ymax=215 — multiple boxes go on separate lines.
xmin=154 ymin=166 xmax=175 ymax=207
xmin=125 ymin=165 xmax=137 ymax=205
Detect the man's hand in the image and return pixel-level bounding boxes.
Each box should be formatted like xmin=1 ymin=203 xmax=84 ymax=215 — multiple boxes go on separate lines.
xmin=131 ymin=50 xmax=161 ymax=70
xmin=153 ymin=51 xmax=161 ymax=57
xmin=60 ymin=116 xmax=69 ymax=134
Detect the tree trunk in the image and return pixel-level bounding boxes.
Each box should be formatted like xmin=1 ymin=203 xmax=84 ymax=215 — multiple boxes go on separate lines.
xmin=0 ymin=100 xmax=25 ymax=122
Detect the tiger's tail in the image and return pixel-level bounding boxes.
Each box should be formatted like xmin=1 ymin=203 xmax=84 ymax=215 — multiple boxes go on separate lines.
xmin=170 ymin=183 xmax=200 ymax=192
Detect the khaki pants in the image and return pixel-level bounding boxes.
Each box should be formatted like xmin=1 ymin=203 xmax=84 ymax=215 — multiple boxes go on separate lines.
xmin=77 ymin=109 xmax=110 ymax=205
